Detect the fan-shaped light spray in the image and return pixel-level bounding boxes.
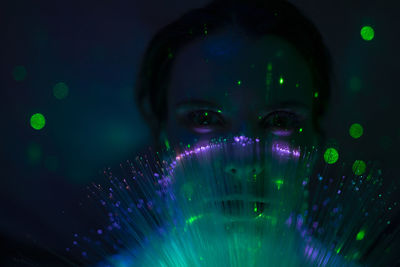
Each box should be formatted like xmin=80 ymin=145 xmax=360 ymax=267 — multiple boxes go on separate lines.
xmin=67 ymin=137 xmax=399 ymax=266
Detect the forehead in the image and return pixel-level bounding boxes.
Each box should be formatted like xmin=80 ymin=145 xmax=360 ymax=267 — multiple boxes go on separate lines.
xmin=168 ymin=28 xmax=314 ymax=111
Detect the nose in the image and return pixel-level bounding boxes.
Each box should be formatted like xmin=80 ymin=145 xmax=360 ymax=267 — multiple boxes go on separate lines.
xmin=236 ymin=121 xmax=263 ymax=140
xmin=238 ymin=122 xmax=253 ymax=137
xmin=224 ymin=162 xmax=263 ymax=179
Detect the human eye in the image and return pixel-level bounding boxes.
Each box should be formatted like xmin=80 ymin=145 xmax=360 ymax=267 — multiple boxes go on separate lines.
xmin=178 ymin=110 xmax=226 ymax=134
xmin=259 ymin=110 xmax=301 ymax=136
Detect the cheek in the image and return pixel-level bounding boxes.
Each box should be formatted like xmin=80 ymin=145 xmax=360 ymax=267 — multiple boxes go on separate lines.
xmin=259 ymin=121 xmax=318 ymax=154
xmin=295 ymin=119 xmax=319 ymax=148
xmin=165 ymin=118 xmax=192 ymax=148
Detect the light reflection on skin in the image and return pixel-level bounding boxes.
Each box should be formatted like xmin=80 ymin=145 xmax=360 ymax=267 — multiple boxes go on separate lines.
xmin=170 ymin=136 xmax=306 ymax=227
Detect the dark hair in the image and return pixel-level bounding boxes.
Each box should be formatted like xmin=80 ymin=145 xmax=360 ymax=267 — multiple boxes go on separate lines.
xmin=135 ymin=0 xmax=332 ymax=144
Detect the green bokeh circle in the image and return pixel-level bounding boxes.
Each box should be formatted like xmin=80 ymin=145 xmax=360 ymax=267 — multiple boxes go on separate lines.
xmin=361 ymin=26 xmax=374 ymax=41
xmin=30 ymin=113 xmax=46 ymax=130
xmin=324 ymin=148 xmax=339 ymax=164
xmin=13 ymin=66 xmax=27 ymax=82
xmin=349 ymin=123 xmax=363 ymax=139
xmin=352 ymin=160 xmax=366 ymax=176
xmin=53 ymin=82 xmax=69 ymax=100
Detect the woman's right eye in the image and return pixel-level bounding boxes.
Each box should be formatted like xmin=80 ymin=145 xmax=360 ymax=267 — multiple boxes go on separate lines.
xmin=259 ymin=110 xmax=301 ymax=136
xmin=180 ymin=110 xmax=226 ymax=133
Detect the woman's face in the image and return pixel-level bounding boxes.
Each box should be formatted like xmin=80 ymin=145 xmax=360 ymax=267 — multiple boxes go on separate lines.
xmin=165 ymin=27 xmax=318 ymax=150
xmin=164 ymin=27 xmax=318 ymax=224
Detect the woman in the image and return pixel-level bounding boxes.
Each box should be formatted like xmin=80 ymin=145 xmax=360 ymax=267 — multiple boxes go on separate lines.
xmin=119 ymin=0 xmax=338 ymax=265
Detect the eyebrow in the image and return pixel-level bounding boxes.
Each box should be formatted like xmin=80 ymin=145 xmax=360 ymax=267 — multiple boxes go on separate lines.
xmin=259 ymin=101 xmax=311 ymax=116
xmin=266 ymin=101 xmax=309 ymax=110
xmin=175 ymin=99 xmax=222 ymax=112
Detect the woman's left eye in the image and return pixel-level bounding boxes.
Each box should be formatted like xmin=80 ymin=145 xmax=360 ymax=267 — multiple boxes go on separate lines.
xmin=260 ymin=111 xmax=301 ymax=136
xmin=187 ymin=110 xmax=225 ymax=127
xmin=177 ymin=110 xmax=226 ymax=134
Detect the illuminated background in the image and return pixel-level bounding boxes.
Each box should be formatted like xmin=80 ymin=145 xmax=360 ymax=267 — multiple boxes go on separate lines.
xmin=1 ymin=0 xmax=400 ymax=265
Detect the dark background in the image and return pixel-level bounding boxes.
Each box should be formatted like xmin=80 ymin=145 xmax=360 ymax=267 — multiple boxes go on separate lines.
xmin=1 ymin=0 xmax=400 ymax=265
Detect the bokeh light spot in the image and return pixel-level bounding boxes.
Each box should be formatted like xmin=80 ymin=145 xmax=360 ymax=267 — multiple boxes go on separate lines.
xmin=349 ymin=77 xmax=362 ymax=93
xmin=27 ymin=143 xmax=42 ymax=165
xmin=44 ymin=156 xmax=59 ymax=171
xmin=361 ymin=26 xmax=375 ymax=41
xmin=13 ymin=65 xmax=27 ymax=82
xmin=349 ymin=123 xmax=363 ymax=139
xmin=352 ymin=160 xmax=366 ymax=176
xmin=324 ymin=148 xmax=339 ymax=164
xmin=30 ymin=113 xmax=46 ymax=130
xmin=53 ymin=82 xmax=69 ymax=100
